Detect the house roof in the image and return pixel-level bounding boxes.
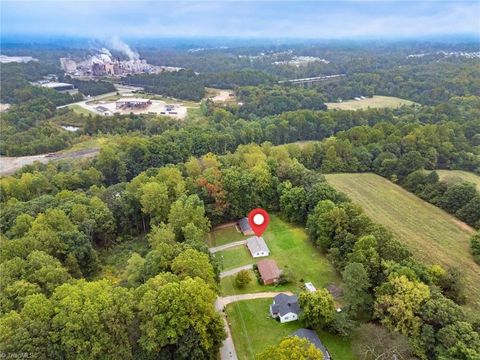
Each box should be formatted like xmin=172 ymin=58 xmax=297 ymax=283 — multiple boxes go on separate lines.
xmin=246 ymin=236 xmax=269 ymax=255
xmin=116 ymin=98 xmax=151 ymax=103
xmin=95 ymin=106 xmax=109 ymax=112
xmin=271 ymin=293 xmax=299 ymax=316
xmin=238 ymin=217 xmax=252 ymax=233
xmin=257 ymin=259 xmax=280 ymax=282
xmin=291 ymin=329 xmax=331 ymax=360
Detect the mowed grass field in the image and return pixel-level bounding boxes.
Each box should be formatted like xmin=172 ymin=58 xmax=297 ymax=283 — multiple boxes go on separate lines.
xmin=436 ymin=170 xmax=480 ymax=190
xmin=207 ymin=224 xmax=245 ymax=247
xmin=226 ymin=298 xmax=355 ymax=360
xmin=325 ymin=95 xmax=416 ymax=110
xmin=218 ymin=215 xmax=341 ymax=296
xmin=325 ymin=173 xmax=479 ymax=310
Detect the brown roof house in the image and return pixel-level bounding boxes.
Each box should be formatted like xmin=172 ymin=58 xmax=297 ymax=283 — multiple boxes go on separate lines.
xmin=257 ymin=259 xmax=280 ymax=285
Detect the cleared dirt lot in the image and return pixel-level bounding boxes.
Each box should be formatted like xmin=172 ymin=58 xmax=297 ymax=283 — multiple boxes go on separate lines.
xmin=206 ymin=88 xmax=236 ymax=102
xmin=85 ymin=99 xmax=188 ymax=119
xmin=0 ymin=148 xmax=99 ymax=176
xmin=326 ymin=95 xmax=416 ymax=110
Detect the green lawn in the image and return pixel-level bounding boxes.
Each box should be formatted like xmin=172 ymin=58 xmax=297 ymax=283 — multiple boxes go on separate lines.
xmin=325 ymin=173 xmax=479 ymax=311
xmin=436 ymin=170 xmax=480 ymax=190
xmin=68 ymin=104 xmax=97 ymax=116
xmin=221 ymin=269 xmax=297 ymax=295
xmin=207 ymin=224 xmax=245 ymax=247
xmin=215 ymin=246 xmax=252 ymax=271
xmin=226 ymin=298 xmax=355 ymax=360
xmin=326 ymin=95 xmax=417 ymax=110
xmin=219 ymin=215 xmax=340 ymax=296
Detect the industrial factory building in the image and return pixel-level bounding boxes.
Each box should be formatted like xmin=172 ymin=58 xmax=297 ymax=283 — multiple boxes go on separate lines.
xmin=60 ymin=48 xmax=182 ymax=78
xmin=115 ymin=98 xmax=152 ymax=110
xmin=41 ymin=82 xmax=77 ymax=94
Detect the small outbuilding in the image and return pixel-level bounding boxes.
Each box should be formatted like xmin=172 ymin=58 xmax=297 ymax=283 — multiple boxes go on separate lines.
xmin=237 ymin=217 xmax=254 ymax=236
xmin=291 ymin=329 xmax=331 ymax=360
xmin=270 ymin=293 xmax=299 ymax=323
xmin=246 ymin=236 xmax=269 ymax=258
xmin=257 ymin=259 xmax=280 ymax=285
xmin=305 ymin=282 xmax=316 ymax=292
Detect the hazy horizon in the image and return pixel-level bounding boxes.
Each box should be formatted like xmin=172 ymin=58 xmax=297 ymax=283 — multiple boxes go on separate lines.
xmin=2 ymin=1 xmax=479 ymax=41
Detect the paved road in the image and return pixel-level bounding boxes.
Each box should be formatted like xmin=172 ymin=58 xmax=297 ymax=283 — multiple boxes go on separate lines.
xmin=216 ymin=291 xmax=294 ymax=360
xmin=220 ymin=264 xmax=253 ymax=279
xmin=57 ymin=91 xmax=119 ymax=112
xmin=217 ymin=291 xmax=294 ymax=310
xmin=209 ymin=240 xmax=246 ymax=253
xmin=219 ymin=316 xmax=238 ymax=360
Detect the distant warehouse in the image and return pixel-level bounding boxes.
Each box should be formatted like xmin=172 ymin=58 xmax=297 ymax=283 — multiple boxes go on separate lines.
xmin=116 ymin=98 xmax=152 ymax=110
xmin=41 ymin=82 xmax=77 ymax=94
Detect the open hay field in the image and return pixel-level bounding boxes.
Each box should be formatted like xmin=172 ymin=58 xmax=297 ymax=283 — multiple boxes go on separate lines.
xmin=325 ymin=173 xmax=479 ymax=310
xmin=436 ymin=170 xmax=480 ymax=190
xmin=326 ymin=95 xmax=416 ymax=110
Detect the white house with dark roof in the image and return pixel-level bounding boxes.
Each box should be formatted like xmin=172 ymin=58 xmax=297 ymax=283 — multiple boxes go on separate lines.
xmin=291 ymin=329 xmax=331 ymax=360
xmin=246 ymin=236 xmax=269 ymax=258
xmin=270 ymin=293 xmax=299 ymax=323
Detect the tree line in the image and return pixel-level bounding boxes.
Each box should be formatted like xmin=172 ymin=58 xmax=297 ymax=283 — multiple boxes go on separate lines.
xmin=123 ymin=69 xmax=205 ymax=101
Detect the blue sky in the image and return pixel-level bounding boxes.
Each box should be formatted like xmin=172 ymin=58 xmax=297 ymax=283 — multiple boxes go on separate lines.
xmin=2 ymin=1 xmax=479 ymax=39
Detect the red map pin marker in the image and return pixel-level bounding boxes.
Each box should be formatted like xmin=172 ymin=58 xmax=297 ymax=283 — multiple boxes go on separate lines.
xmin=248 ymin=208 xmax=270 ymax=237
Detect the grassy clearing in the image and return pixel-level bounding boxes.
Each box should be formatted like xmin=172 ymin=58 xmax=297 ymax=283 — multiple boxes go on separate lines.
xmin=68 ymin=104 xmax=97 ymax=116
xmin=325 ymin=173 xmax=479 ymax=310
xmin=96 ymin=236 xmax=150 ymax=282
xmin=218 ymin=215 xmax=340 ymax=296
xmin=215 ymin=246 xmax=252 ymax=271
xmin=226 ymin=298 xmax=355 ymax=360
xmin=436 ymin=170 xmax=480 ymax=190
xmin=207 ymin=224 xmax=244 ymax=247
xmin=326 ymin=95 xmax=417 ymax=110
xmin=221 ymin=269 xmax=297 ymax=296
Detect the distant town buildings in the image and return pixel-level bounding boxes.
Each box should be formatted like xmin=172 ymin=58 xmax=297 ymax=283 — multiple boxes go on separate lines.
xmin=406 ymin=51 xmax=480 ymax=59
xmin=273 ymin=56 xmax=330 ymax=66
xmin=0 ymin=55 xmax=38 ymax=63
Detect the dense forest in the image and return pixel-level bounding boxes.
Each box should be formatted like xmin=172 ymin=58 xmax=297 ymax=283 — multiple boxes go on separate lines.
xmin=235 ymin=85 xmax=327 ymax=117
xmin=66 ymin=78 xmax=116 ymax=97
xmin=123 ymin=69 xmax=205 ymax=101
xmin=1 ymin=135 xmax=479 ymax=358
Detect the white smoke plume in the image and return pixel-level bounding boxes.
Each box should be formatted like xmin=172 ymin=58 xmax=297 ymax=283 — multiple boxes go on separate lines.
xmin=108 ymin=36 xmax=139 ymax=60
xmin=100 ymin=48 xmax=112 ymax=57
